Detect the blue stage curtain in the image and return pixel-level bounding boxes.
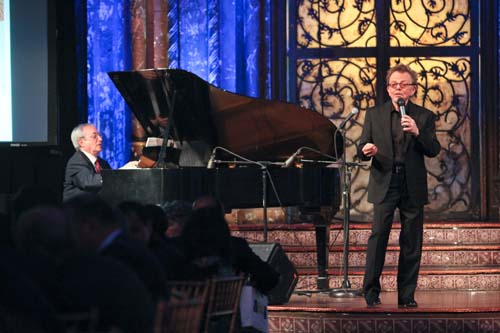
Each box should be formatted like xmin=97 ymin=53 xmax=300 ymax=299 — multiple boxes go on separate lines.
xmin=85 ymin=0 xmax=271 ymax=166
xmin=86 ymin=0 xmax=131 ymax=168
xmin=168 ymin=0 xmax=272 ymax=97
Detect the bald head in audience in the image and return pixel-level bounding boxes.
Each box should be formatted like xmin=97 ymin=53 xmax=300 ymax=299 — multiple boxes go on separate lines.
xmin=13 ymin=206 xmax=74 ymax=261
xmin=63 ymin=193 xmax=122 ymax=253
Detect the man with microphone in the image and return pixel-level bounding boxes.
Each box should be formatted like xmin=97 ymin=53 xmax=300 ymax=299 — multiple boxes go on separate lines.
xmin=358 ymin=64 xmax=441 ymax=308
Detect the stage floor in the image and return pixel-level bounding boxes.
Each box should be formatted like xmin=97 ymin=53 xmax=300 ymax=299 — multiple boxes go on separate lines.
xmin=270 ymin=290 xmax=500 ymax=313
xmin=268 ymin=291 xmax=500 ymax=333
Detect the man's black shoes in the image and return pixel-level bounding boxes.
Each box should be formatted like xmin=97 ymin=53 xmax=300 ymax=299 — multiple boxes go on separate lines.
xmin=398 ymin=300 xmax=418 ymax=308
xmin=365 ymin=297 xmax=381 ymax=307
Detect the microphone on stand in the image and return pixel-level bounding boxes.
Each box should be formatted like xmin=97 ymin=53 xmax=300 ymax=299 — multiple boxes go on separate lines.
xmin=206 ymin=147 xmax=218 ymax=169
xmin=397 ymin=98 xmax=406 ymax=117
xmin=282 ymin=148 xmax=302 ymax=168
xmin=338 ymin=108 xmax=359 ymax=130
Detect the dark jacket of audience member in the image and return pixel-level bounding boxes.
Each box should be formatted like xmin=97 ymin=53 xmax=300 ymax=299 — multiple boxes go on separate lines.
xmin=10 ymin=205 xmax=154 ymax=333
xmin=143 ymin=203 xmax=184 ymax=280
xmin=64 ymin=194 xmax=168 ymax=303
xmin=178 ymin=206 xmax=234 ymax=280
xmin=10 ymin=207 xmax=73 ymax=307
xmin=180 ymin=199 xmax=280 ymax=293
xmin=0 ymin=261 xmax=63 ymax=333
xmin=58 ymin=255 xmax=154 ymax=333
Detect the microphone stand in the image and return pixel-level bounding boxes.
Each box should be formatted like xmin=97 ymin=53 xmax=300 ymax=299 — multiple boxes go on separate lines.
xmin=328 ymin=127 xmax=363 ymax=298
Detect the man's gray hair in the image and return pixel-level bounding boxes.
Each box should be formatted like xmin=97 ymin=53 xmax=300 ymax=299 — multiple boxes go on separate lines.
xmin=70 ymin=123 xmax=91 ymax=150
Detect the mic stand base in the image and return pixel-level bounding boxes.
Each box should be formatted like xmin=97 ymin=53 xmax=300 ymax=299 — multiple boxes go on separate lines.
xmin=328 ymin=289 xmax=363 ymax=298
xmin=328 ymin=283 xmax=363 ymax=298
xmin=294 ymin=286 xmax=363 ymax=298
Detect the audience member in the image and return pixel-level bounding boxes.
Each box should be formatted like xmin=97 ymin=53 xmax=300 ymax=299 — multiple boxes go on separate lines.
xmin=163 ymin=200 xmax=192 ymax=238
xmin=183 ymin=195 xmax=280 ymax=293
xmin=2 ymin=184 xmax=60 ymax=249
xmin=64 ymin=194 xmax=168 ymax=303
xmin=10 ymin=185 xmax=60 ymax=219
xmin=0 ymin=212 xmax=12 ymax=248
xmin=0 ymin=261 xmax=63 ymax=333
xmin=143 ymin=203 xmax=184 ymax=279
xmin=177 ymin=199 xmax=234 ymax=280
xmin=11 ymin=204 xmax=154 ymax=333
xmin=118 ymin=200 xmax=151 ymax=244
xmin=10 ymin=207 xmax=72 ymax=307
xmin=13 ymin=206 xmax=74 ymax=261
xmin=58 ymin=254 xmax=155 ymax=333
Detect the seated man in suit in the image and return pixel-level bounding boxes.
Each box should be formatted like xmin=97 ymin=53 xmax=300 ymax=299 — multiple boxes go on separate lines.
xmin=63 ymin=123 xmax=137 ymax=201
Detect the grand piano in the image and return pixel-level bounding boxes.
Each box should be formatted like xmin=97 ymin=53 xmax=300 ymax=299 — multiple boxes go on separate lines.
xmin=99 ymin=68 xmax=342 ymax=214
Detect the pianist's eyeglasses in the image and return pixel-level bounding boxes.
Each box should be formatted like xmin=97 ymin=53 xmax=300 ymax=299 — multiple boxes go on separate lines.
xmin=84 ymin=133 xmax=102 ymax=140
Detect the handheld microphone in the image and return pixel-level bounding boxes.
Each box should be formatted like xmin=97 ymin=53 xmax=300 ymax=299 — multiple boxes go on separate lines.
xmin=206 ymin=147 xmax=218 ymax=169
xmin=338 ymin=108 xmax=359 ymax=130
xmin=397 ymin=98 xmax=406 ymax=117
xmin=282 ymin=149 xmax=302 ymax=168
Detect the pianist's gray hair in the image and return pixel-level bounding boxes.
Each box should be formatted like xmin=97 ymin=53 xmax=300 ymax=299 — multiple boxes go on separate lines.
xmin=71 ymin=123 xmax=92 ymax=150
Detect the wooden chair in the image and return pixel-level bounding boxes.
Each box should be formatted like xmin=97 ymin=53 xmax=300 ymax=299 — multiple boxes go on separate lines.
xmin=204 ymin=275 xmax=245 ymax=333
xmin=155 ymin=280 xmax=210 ymax=333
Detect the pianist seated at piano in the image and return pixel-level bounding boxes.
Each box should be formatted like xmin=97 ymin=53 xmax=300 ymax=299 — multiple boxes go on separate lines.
xmin=63 ymin=123 xmax=139 ymax=202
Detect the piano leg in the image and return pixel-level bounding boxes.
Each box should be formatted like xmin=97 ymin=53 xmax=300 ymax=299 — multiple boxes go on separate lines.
xmin=294 ymin=211 xmax=362 ymax=297
xmin=294 ymin=212 xmax=333 ymax=296
xmin=314 ymin=215 xmax=329 ymax=290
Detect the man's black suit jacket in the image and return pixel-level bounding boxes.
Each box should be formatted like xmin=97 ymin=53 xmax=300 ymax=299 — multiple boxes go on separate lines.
xmin=358 ymin=101 xmax=441 ymax=206
xmin=99 ymin=232 xmax=167 ymax=303
xmin=63 ymin=151 xmax=111 ymax=201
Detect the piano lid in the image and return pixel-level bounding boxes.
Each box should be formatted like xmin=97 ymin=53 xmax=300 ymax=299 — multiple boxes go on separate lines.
xmin=108 ymin=68 xmax=218 ymax=145
xmin=108 ymin=68 xmax=341 ymax=162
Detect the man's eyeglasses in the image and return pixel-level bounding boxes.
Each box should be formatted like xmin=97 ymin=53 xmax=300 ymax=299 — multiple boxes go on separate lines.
xmin=387 ymin=82 xmax=416 ymax=89
xmin=84 ymin=133 xmax=102 ymax=140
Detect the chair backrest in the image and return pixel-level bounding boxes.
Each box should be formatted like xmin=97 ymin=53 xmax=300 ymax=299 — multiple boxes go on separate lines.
xmin=155 ymin=280 xmax=210 ymax=333
xmin=204 ymin=275 xmax=244 ymax=333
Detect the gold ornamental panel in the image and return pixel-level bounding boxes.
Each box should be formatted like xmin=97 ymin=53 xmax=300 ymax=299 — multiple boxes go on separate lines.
xmin=390 ymin=0 xmax=470 ymax=47
xmin=297 ymin=0 xmax=376 ymax=48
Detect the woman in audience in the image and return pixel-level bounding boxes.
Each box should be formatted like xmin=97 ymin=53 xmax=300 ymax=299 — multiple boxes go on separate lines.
xmin=177 ymin=201 xmax=234 ymax=280
xmin=180 ymin=195 xmax=280 ymax=294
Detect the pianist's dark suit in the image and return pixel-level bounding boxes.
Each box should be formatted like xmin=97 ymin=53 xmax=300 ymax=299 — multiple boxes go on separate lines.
xmin=63 ymin=151 xmax=111 ymax=202
xmin=359 ymin=100 xmax=441 ymax=304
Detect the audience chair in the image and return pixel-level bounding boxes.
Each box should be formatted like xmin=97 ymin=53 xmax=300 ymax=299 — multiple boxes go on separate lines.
xmin=204 ymin=275 xmax=245 ymax=333
xmin=155 ymin=280 xmax=210 ymax=333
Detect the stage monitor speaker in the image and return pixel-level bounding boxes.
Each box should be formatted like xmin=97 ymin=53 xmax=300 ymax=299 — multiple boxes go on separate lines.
xmin=249 ymin=242 xmax=298 ymax=305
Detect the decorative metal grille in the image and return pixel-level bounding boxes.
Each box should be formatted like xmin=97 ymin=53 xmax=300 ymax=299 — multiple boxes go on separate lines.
xmin=390 ymin=0 xmax=471 ymax=47
xmin=293 ymin=0 xmax=475 ymax=220
xmin=297 ymin=0 xmax=376 ymax=48
xmin=296 ymin=57 xmax=377 ymax=217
